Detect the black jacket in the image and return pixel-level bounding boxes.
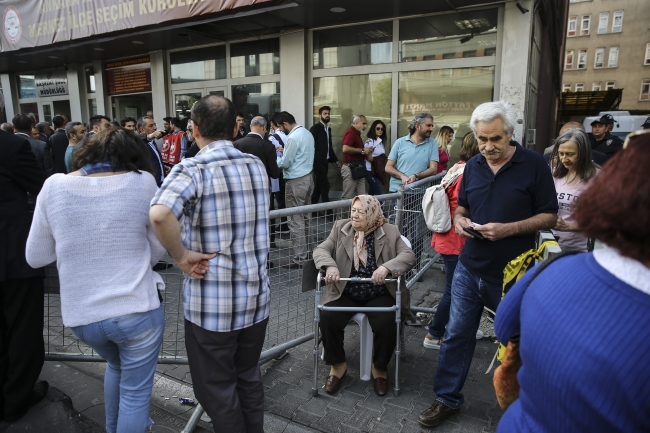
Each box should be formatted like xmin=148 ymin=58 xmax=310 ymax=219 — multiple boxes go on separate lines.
xmin=309 ymin=122 xmax=338 ymax=165
xmin=138 ymin=133 xmax=165 ymax=187
xmin=49 ymin=128 xmax=69 ymax=174
xmin=588 ymin=132 xmax=623 ymax=162
xmin=15 ymin=132 xmax=54 ymax=176
xmin=234 ymin=133 xmax=281 ymax=179
xmin=0 ymin=131 xmax=47 ymax=280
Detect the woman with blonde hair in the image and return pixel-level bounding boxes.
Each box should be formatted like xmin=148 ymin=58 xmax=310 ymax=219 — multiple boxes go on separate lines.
xmin=435 ymin=125 xmax=454 ymax=174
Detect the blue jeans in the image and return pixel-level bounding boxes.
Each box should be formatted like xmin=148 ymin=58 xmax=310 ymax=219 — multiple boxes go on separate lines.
xmin=433 ymin=261 xmax=502 ymax=408
xmin=71 ymin=305 xmax=164 ymax=433
xmin=427 ymin=254 xmax=458 ymax=338
xmin=365 ymin=173 xmax=383 ymax=196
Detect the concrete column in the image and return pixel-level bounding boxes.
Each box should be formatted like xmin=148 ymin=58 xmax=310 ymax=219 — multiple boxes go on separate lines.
xmin=498 ymin=0 xmax=533 ymax=142
xmin=280 ymin=31 xmax=307 ymax=125
xmin=149 ymin=50 xmax=167 ymax=120
xmin=91 ymin=60 xmax=108 ymax=119
xmin=66 ymin=65 xmax=83 ymax=123
xmin=1 ymin=74 xmax=17 ymax=120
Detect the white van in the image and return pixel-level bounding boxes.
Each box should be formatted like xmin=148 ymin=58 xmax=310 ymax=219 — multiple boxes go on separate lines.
xmin=583 ymin=111 xmax=649 ymax=140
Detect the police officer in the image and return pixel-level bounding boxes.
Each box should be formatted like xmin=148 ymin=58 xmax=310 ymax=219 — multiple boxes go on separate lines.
xmin=588 ymin=114 xmax=623 ymax=163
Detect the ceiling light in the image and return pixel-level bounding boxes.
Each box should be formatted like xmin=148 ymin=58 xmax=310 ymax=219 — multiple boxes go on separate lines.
xmin=330 ymin=7 xmax=345 ymax=13
xmin=48 ymin=55 xmax=59 ymax=59
xmin=93 ymin=47 xmax=105 ymax=51
xmin=132 ymin=40 xmax=144 ymax=45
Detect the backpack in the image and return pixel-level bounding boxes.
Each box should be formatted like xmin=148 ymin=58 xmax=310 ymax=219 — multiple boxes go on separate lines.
xmin=422 ymin=165 xmax=464 ymax=233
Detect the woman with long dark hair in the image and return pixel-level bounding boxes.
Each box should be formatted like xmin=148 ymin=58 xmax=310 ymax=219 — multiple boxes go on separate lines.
xmin=364 ymin=120 xmax=388 ymax=196
xmin=26 ymin=128 xmax=165 ymax=433
xmin=549 ymin=128 xmax=599 ymax=251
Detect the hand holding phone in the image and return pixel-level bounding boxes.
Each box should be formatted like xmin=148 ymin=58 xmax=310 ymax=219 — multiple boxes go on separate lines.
xmin=463 ymin=226 xmax=486 ymax=240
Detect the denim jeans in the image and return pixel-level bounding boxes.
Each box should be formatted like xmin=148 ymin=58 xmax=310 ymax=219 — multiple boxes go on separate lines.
xmin=365 ymin=173 xmax=383 ymax=196
xmin=427 ymin=254 xmax=458 ymax=338
xmin=71 ymin=304 xmax=164 ymax=433
xmin=433 ymin=261 xmax=502 ymax=408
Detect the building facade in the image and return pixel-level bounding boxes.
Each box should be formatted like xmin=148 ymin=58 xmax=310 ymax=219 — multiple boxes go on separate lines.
xmin=0 ymin=0 xmax=567 ymax=189
xmin=562 ymin=0 xmax=650 ymax=111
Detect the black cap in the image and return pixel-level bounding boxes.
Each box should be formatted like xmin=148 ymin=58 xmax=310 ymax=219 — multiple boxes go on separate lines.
xmin=590 ymin=114 xmax=614 ymax=126
xmin=642 ymin=117 xmax=650 ymax=129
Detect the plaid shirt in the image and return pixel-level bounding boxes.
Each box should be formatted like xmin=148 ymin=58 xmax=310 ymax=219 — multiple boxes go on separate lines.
xmin=151 ymin=140 xmax=270 ymax=332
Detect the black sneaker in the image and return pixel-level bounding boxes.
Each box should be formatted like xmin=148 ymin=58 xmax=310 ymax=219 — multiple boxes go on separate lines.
xmin=418 ymin=401 xmax=460 ymax=427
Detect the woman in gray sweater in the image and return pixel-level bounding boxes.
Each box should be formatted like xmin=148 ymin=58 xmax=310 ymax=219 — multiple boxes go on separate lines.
xmin=26 ymin=128 xmax=166 ymax=433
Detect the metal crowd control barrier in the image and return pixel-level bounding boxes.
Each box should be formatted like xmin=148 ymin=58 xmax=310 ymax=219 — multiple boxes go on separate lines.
xmin=41 ymin=173 xmax=444 ymax=432
xmin=311 ymin=273 xmax=404 ymax=397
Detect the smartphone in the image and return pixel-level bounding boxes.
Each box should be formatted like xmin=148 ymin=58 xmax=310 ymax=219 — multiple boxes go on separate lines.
xmin=463 ymin=227 xmax=486 ymax=240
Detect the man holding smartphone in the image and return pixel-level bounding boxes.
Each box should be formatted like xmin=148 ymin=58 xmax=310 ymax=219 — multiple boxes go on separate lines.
xmin=418 ymin=101 xmax=558 ymax=428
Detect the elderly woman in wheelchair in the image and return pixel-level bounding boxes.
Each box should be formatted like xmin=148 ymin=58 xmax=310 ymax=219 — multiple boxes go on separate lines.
xmin=313 ymin=195 xmax=415 ymax=396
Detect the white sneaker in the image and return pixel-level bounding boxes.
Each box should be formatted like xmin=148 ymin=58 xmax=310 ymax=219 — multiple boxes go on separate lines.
xmin=423 ymin=334 xmax=442 ymax=350
xmin=476 ymin=330 xmax=484 ymax=340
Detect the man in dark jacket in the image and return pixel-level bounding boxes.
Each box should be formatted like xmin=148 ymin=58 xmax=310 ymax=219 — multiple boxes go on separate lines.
xmin=309 ymin=106 xmax=340 ymax=215
xmin=0 ymin=130 xmax=49 ymax=422
xmin=136 ymin=116 xmax=166 ymax=187
xmin=12 ymin=113 xmax=54 ymax=176
xmin=588 ymin=114 xmax=623 ymax=163
xmin=49 ymin=115 xmax=68 ymax=174
xmin=234 ymin=116 xmax=280 ymax=179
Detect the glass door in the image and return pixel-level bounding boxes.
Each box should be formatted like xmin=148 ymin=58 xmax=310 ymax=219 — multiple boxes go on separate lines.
xmin=41 ymin=102 xmax=53 ymax=123
xmin=173 ymin=89 xmax=203 ymax=120
xmin=207 ymin=86 xmax=227 ymax=97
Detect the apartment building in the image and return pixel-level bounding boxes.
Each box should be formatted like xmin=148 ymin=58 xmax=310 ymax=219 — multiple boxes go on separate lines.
xmin=562 ymin=0 xmax=650 ymax=111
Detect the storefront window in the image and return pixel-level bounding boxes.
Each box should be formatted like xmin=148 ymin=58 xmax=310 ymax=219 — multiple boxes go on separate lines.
xmin=230 ymin=39 xmax=279 ymax=78
xmin=313 ymin=22 xmax=393 ymax=69
xmin=18 ymin=75 xmax=36 ymax=99
xmin=399 ymin=9 xmax=498 ymax=62
xmin=88 ymin=99 xmax=97 ymax=117
xmin=175 ymin=92 xmax=202 ymax=120
xmin=231 ymin=82 xmax=280 ymax=128
xmin=398 ymin=66 xmax=494 ymax=163
xmin=170 ymin=45 xmax=227 ymax=84
xmin=313 ymin=73 xmax=391 ymax=190
xmin=85 ymin=66 xmax=96 ymax=93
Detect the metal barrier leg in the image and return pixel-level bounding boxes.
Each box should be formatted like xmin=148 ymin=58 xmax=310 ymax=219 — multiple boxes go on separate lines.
xmin=312 ymin=284 xmax=322 ymax=397
xmin=394 ymin=283 xmax=402 ymax=397
xmin=180 ymin=403 xmax=205 ymax=433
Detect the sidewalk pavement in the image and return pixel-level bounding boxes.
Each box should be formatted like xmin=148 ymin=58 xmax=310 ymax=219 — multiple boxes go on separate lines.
xmin=24 ymin=260 xmax=502 ymax=433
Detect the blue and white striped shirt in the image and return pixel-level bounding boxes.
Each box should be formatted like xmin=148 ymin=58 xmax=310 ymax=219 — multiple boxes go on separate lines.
xmin=151 ymin=140 xmax=270 ymax=332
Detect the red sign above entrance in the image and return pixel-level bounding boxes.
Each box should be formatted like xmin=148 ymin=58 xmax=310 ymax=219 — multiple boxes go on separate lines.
xmin=105 ymin=56 xmax=151 ymax=95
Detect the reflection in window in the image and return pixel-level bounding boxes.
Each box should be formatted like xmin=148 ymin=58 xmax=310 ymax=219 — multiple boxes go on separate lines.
xmin=399 ymin=9 xmax=498 ymax=62
xmin=170 ymin=45 xmax=226 ymax=84
xmin=231 ymin=82 xmax=280 ymax=130
xmin=313 ymin=22 xmax=393 ymax=69
xmin=398 ymin=67 xmax=494 ymax=163
xmin=230 ymin=39 xmax=280 ymax=78
xmin=175 ymin=92 xmax=202 ymax=120
xmin=18 ymin=75 xmax=36 ymax=99
xmin=313 ymin=73 xmax=392 ymax=190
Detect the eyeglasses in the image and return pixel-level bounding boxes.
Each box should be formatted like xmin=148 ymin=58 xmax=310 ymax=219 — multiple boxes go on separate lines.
xmin=350 ymin=208 xmax=367 ymax=215
xmin=376 ymin=127 xmax=384 ymax=131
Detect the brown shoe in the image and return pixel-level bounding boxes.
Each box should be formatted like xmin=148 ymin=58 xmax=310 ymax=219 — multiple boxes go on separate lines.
xmin=418 ymin=401 xmax=460 ymax=427
xmin=373 ymin=376 xmax=388 ymax=396
xmin=324 ymin=370 xmax=346 ymax=394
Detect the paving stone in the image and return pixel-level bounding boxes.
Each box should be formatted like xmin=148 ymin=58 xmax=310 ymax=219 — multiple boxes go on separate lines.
xmin=368 ymin=421 xmax=401 ymax=432
xmin=455 ymin=414 xmax=489 ymax=433
xmin=402 ymin=419 xmax=460 ymax=433
xmin=383 ymin=387 xmax=420 ymax=410
xmin=327 ymin=390 xmax=363 ymax=414
xmin=264 ymin=412 xmax=290 ymax=433
xmin=338 ymin=424 xmax=364 ymax=433
xmin=293 ymin=408 xmax=322 ymax=427
xmin=356 ymin=392 xmax=389 ymax=412
xmin=398 ymin=372 xmax=429 ymax=391
xmin=375 ymin=403 xmax=411 ymax=428
xmin=268 ymin=395 xmax=310 ymax=419
xmin=281 ymin=366 xmax=313 ymax=386
xmin=265 ymin=380 xmax=299 ymax=401
xmin=311 ymin=407 xmax=351 ymax=433
xmin=263 ymin=366 xmax=289 ymax=386
xmin=342 ymin=407 xmax=381 ymax=431
xmin=341 ymin=378 xmax=371 ymax=397
xmin=462 ymin=397 xmax=496 ymax=421
xmin=300 ymin=395 xmax=333 ymax=417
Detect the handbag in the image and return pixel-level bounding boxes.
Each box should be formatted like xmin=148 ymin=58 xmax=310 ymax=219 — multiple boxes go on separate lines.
xmin=348 ymin=159 xmax=368 ymax=180
xmin=492 ymin=249 xmax=580 ymax=410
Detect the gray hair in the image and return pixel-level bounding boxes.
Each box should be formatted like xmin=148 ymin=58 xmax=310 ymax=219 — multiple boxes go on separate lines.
xmin=408 ymin=113 xmax=434 ymax=135
xmin=64 ymin=121 xmax=83 ymax=140
xmin=352 ymin=115 xmax=366 ymax=125
xmin=551 ymin=128 xmax=596 ymax=182
xmin=136 ymin=116 xmax=151 ymax=133
xmin=470 ymin=101 xmax=517 ymax=136
xmin=35 ymin=122 xmax=49 ymax=133
xmin=250 ymin=116 xmax=266 ymax=128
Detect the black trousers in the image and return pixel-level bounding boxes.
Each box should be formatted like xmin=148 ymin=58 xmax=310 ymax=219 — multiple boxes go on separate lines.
xmin=185 ymin=318 xmax=268 ymax=433
xmin=0 ymin=277 xmax=44 ymax=417
xmin=311 ymin=163 xmax=331 ymax=211
xmin=319 ymin=293 xmax=396 ymax=372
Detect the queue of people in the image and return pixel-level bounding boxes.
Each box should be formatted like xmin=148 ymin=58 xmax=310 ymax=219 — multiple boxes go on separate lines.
xmin=1 ymin=95 xmax=647 ymax=433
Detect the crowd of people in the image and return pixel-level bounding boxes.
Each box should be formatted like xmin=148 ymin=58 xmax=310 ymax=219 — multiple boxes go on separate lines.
xmin=0 ymin=96 xmax=648 ymax=433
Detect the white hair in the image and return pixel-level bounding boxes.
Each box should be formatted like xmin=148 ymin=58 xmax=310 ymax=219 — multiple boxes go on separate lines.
xmin=352 ymin=115 xmax=365 ymax=125
xmin=470 ymin=101 xmax=517 ymax=136
xmin=250 ymin=116 xmax=266 ymax=127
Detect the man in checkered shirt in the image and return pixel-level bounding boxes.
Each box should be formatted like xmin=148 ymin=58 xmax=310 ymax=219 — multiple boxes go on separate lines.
xmin=150 ymin=95 xmax=270 ymax=433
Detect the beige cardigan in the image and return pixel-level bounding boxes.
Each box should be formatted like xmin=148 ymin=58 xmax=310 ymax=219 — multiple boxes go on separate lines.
xmin=313 ymin=220 xmax=416 ymax=308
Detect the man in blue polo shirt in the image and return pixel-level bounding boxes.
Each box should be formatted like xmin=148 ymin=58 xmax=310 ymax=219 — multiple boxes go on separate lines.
xmin=386 ymin=113 xmax=439 ymax=267
xmin=418 ymin=101 xmax=558 ymax=428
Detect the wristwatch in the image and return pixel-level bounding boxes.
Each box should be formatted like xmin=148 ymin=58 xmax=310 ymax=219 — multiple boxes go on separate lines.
xmin=414 ymin=174 xmax=420 ymax=181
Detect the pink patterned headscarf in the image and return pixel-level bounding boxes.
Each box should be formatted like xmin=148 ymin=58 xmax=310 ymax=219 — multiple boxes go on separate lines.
xmin=351 ymin=195 xmax=387 ymax=271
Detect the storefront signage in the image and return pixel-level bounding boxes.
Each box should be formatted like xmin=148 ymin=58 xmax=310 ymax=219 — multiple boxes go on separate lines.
xmin=105 ymin=56 xmax=151 ymax=95
xmin=0 ymin=0 xmax=279 ymax=52
xmin=34 ymin=70 xmax=68 ymax=96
